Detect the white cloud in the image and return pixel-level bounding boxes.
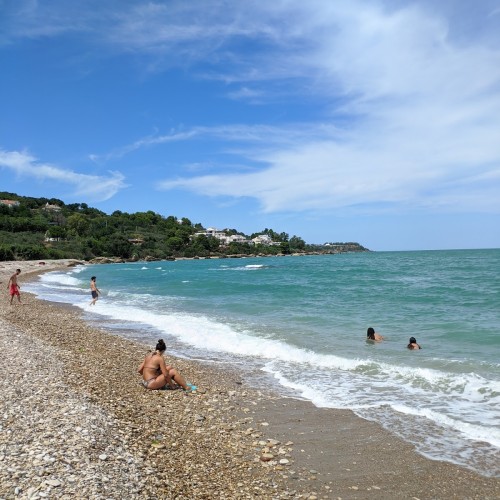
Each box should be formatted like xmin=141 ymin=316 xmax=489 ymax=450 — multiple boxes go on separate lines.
xmin=158 ymin=135 xmax=500 ymax=214
xmin=154 ymin=1 xmax=500 ymax=215
xmin=0 ymin=149 xmax=127 ymax=202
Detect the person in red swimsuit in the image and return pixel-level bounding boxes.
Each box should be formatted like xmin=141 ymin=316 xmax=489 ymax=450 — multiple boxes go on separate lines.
xmin=7 ymin=269 xmax=21 ymax=305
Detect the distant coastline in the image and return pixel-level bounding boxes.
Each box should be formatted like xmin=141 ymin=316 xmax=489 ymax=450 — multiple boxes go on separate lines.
xmin=86 ymin=243 xmax=369 ymax=264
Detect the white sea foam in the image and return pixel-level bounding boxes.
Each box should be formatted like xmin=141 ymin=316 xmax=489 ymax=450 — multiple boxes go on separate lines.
xmin=39 ymin=272 xmax=83 ymax=287
xmin=390 ymin=405 xmax=500 ymax=447
xmin=221 ymin=265 xmax=267 ymax=271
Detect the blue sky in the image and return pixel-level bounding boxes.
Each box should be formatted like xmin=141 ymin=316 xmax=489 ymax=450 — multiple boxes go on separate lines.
xmin=1 ymin=0 xmax=499 ymax=251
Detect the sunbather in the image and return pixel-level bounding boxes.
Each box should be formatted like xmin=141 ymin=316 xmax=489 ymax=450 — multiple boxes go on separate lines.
xmin=138 ymin=339 xmax=194 ymax=391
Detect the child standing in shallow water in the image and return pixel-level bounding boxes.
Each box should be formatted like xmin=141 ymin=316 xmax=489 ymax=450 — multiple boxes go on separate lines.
xmin=89 ymin=276 xmax=100 ymax=306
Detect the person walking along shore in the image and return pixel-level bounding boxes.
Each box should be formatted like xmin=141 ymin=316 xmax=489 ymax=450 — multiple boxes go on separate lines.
xmin=7 ymin=268 xmax=21 ymax=305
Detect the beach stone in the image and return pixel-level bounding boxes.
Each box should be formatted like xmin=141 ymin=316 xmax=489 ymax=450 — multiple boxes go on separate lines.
xmin=44 ymin=479 xmax=61 ymax=487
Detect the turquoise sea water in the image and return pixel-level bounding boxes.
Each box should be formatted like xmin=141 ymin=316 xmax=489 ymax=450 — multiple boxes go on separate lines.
xmin=25 ymin=249 xmax=500 ymax=476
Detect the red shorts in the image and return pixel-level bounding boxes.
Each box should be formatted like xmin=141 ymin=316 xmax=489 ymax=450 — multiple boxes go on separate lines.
xmin=9 ymin=284 xmax=20 ymax=296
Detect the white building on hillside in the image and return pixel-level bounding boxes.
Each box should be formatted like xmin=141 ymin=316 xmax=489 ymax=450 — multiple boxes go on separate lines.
xmin=0 ymin=199 xmax=20 ymax=207
xmin=42 ymin=202 xmax=61 ymax=212
xmin=194 ymin=227 xmax=280 ymax=246
xmin=193 ymin=228 xmax=251 ymax=245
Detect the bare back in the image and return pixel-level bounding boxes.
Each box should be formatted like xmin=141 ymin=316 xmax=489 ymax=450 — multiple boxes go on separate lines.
xmin=141 ymin=352 xmax=164 ymax=379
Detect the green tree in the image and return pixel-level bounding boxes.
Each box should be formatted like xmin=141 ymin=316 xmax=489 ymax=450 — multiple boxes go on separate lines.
xmin=289 ymin=235 xmax=306 ymax=251
xmin=165 ymin=236 xmax=184 ymax=252
xmin=46 ymin=226 xmax=66 ymax=239
xmin=67 ymin=213 xmax=90 ymax=237
xmin=104 ymin=235 xmax=132 ymax=258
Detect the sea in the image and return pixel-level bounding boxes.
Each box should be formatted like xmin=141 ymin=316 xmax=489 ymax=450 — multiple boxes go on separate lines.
xmin=24 ymin=249 xmax=500 ymax=477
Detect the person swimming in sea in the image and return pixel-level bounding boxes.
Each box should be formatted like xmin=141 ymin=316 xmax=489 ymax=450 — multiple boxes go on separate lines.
xmin=407 ymin=336 xmax=421 ymax=349
xmin=366 ymin=327 xmax=384 ymax=341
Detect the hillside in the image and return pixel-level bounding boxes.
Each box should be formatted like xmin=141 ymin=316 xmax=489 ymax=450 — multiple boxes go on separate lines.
xmin=0 ymin=192 xmax=369 ymax=261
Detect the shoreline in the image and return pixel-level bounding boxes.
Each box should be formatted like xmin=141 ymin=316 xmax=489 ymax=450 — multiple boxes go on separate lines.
xmin=86 ymin=250 xmax=369 ymax=265
xmin=1 ymin=260 xmax=499 ymax=499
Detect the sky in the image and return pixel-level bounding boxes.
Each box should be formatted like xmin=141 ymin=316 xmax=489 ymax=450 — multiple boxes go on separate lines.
xmin=1 ymin=0 xmax=499 ymax=251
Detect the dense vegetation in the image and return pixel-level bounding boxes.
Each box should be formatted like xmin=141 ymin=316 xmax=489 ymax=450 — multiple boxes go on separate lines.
xmin=0 ymin=192 xmax=368 ymax=261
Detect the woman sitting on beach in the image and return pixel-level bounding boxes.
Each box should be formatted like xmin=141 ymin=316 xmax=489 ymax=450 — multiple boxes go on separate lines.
xmin=138 ymin=339 xmax=193 ymax=391
xmin=407 ymin=337 xmax=421 ymax=350
xmin=366 ymin=327 xmax=384 ymax=341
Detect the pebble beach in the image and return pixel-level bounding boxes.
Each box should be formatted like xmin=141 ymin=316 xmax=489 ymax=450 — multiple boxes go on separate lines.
xmin=1 ymin=260 xmax=499 ymax=499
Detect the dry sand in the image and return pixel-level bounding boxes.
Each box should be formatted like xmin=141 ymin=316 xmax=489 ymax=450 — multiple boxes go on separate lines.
xmin=0 ymin=260 xmax=499 ymax=499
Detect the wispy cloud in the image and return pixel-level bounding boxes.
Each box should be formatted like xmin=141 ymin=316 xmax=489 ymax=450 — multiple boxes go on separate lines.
xmin=91 ymin=123 xmax=343 ymax=161
xmin=151 ymin=2 xmax=500 ymax=215
xmin=227 ymin=87 xmax=265 ymax=103
xmin=89 ymin=129 xmax=200 ymax=162
xmin=0 ymin=0 xmax=104 ymax=44
xmin=0 ymin=149 xmax=127 ymax=202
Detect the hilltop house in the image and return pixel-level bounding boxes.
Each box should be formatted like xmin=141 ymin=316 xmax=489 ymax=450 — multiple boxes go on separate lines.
xmin=0 ymin=199 xmax=20 ymax=208
xmin=193 ymin=227 xmax=245 ymax=245
xmin=193 ymin=227 xmax=280 ymax=246
xmin=42 ymin=202 xmax=61 ymax=212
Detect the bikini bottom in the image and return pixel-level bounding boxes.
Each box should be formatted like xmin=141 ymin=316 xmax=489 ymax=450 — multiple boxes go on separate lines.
xmin=142 ymin=377 xmax=156 ymax=388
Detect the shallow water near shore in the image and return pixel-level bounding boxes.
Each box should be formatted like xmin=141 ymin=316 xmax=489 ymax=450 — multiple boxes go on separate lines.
xmin=24 ymin=249 xmax=500 ymax=477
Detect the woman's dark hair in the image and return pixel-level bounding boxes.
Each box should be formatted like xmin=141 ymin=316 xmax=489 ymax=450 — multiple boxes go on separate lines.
xmin=155 ymin=339 xmax=166 ymax=352
xmin=91 ymin=276 xmax=96 ymax=281
xmin=367 ymin=327 xmax=375 ymax=340
xmin=408 ymin=337 xmax=418 ymax=349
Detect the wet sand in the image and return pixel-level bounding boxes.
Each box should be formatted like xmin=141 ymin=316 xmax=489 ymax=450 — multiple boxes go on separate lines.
xmin=1 ymin=260 xmax=499 ymax=499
